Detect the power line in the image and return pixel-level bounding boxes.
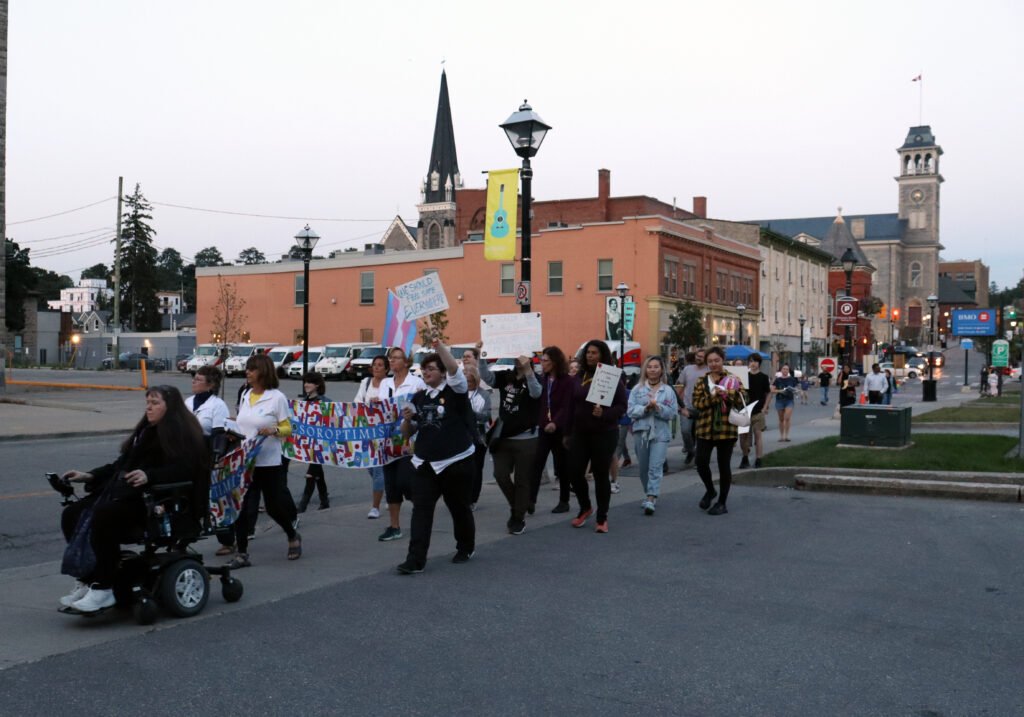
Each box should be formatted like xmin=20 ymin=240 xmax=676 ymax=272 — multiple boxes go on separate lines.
xmin=17 ymin=226 xmax=115 ymax=244
xmin=151 ymin=200 xmax=392 ymax=223
xmin=7 ymin=197 xmax=116 ymax=226
xmin=29 ymin=232 xmax=117 ymax=259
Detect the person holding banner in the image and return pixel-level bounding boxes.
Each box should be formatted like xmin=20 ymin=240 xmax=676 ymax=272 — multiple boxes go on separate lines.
xmin=354 ymin=355 xmax=389 ymax=519
xmin=377 ymin=347 xmax=427 ymax=542
xmin=567 ymin=340 xmax=628 ymax=533
xmin=691 ymin=346 xmax=748 ymax=515
xmin=396 ymin=326 xmax=477 ymax=574
xmin=627 ymin=356 xmax=679 ymax=516
xmin=532 ymin=346 xmax=574 ymax=514
xmin=228 ymin=354 xmax=302 ymax=568
xmin=296 ymin=372 xmax=331 ymax=512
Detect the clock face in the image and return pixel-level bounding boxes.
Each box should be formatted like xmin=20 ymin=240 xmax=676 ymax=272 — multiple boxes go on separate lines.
xmin=911 ymin=189 xmax=925 ymax=203
xmin=914 ymin=134 xmax=923 ymax=142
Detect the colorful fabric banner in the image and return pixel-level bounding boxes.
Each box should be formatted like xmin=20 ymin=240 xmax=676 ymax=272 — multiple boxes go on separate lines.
xmin=283 ymin=398 xmax=412 ymax=467
xmin=383 ymin=290 xmax=418 ymax=354
xmin=484 ymin=168 xmax=519 ymax=260
xmin=209 ymin=436 xmax=265 ymax=527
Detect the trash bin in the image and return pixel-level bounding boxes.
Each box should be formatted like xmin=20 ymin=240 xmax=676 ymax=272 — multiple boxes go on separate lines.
xmin=840 ymin=405 xmax=912 ymax=447
xmin=922 ymin=379 xmax=937 ymax=402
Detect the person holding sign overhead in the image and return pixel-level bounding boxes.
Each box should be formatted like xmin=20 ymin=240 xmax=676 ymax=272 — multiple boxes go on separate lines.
xmin=566 ymin=340 xmax=628 ymax=533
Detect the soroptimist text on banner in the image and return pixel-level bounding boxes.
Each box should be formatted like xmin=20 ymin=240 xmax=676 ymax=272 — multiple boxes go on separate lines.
xmin=484 ymin=168 xmax=519 ymax=260
xmin=283 ymin=398 xmax=412 ymax=467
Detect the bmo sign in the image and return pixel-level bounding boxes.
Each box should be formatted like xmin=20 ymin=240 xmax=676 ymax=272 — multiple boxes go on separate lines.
xmin=951 ymin=309 xmax=996 ymax=336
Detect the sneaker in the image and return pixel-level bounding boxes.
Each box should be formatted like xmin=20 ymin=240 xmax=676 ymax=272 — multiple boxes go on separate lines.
xmin=738 ymin=456 xmax=750 ymax=469
xmin=509 ymin=519 xmax=526 ymax=535
xmin=396 ymin=560 xmax=423 ymax=574
xmin=610 ymin=482 xmax=621 ymax=494
xmin=71 ymin=586 xmax=115 ymax=613
xmin=643 ymin=501 xmax=655 ymax=516
xmin=59 ymin=581 xmax=90 ymax=608
xmin=754 ymin=458 xmax=763 ymax=468
xmin=551 ymin=502 xmax=570 ymax=514
xmin=684 ymin=452 xmax=695 ymax=465
xmin=699 ymin=490 xmax=717 ymax=510
xmin=572 ymin=508 xmax=594 ymax=528
xmin=708 ymin=502 xmax=728 ymax=516
xmin=378 ymin=526 xmax=403 ymax=542
xmin=452 ymin=550 xmax=475 ymax=564
xmin=367 ymin=506 xmax=381 ymax=519
xmin=594 ymin=521 xmax=608 ymax=533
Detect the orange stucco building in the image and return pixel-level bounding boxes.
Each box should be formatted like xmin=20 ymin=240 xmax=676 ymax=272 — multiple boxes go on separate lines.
xmin=196 ymin=215 xmax=761 ymax=356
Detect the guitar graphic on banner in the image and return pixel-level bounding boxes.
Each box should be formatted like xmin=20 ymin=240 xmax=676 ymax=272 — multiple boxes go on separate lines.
xmin=491 ymin=184 xmax=509 ymax=238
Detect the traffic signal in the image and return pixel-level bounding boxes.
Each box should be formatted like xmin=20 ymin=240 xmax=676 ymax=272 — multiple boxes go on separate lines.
xmin=891 ymin=308 xmax=901 ymax=322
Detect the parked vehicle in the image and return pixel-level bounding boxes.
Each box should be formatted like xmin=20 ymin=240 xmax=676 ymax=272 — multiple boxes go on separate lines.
xmin=409 ymin=350 xmax=427 ymax=377
xmin=177 ymin=354 xmax=196 ymax=372
xmin=925 ymin=350 xmax=944 ymax=368
xmin=266 ymin=345 xmax=305 ymax=377
xmin=575 ymin=340 xmax=643 ymax=369
xmin=348 ymin=346 xmax=390 ymax=381
xmin=186 ymin=344 xmax=229 ymax=373
xmin=223 ymin=343 xmax=278 ymax=376
xmin=316 ymin=343 xmax=374 ymax=380
xmin=114 ymin=352 xmax=163 ymax=371
xmin=287 ymin=347 xmax=325 ymax=378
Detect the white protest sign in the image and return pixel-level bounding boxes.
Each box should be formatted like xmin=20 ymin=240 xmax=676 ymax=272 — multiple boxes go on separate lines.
xmin=394 ymin=273 xmax=449 ymax=321
xmin=480 ymin=313 xmax=542 ymax=359
xmin=586 ymin=363 xmax=623 ymax=407
xmin=727 ymin=366 xmax=749 ymax=389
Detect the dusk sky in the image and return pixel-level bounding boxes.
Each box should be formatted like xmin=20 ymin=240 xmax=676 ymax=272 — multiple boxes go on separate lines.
xmin=6 ymin=0 xmax=1023 ymax=289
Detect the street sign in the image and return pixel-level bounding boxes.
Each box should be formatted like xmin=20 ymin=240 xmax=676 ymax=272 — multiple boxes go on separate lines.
xmin=951 ymin=309 xmax=996 ymax=336
xmin=514 ymin=281 xmax=530 ymax=306
xmin=992 ymin=339 xmax=1010 ymax=368
xmin=819 ymin=357 xmax=836 ymax=373
xmin=961 ymin=338 xmax=974 ymax=350
xmin=834 ymin=297 xmax=858 ymax=326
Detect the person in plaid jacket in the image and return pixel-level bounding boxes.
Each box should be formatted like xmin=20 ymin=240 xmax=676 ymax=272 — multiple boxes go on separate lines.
xmin=691 ymin=346 xmax=748 ymax=516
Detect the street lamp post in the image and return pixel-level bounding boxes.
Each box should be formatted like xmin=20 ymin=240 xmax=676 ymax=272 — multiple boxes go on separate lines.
xmin=840 ymin=248 xmax=857 ymax=369
xmin=616 ymin=282 xmax=629 ymax=368
xmin=294 ymin=224 xmax=320 ymax=378
xmin=737 ymin=304 xmax=746 ymax=347
xmin=501 ymin=101 xmax=551 ymax=314
xmin=798 ymin=314 xmax=806 ymax=375
xmin=922 ymin=293 xmax=938 ymax=401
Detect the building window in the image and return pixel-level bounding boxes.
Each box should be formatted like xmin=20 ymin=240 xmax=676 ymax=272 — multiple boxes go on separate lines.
xmin=597 ymin=259 xmax=613 ymax=291
xmin=360 ymin=328 xmax=374 ymax=342
xmin=663 ymin=260 xmax=678 ymax=295
xmin=294 ymin=275 xmax=305 ymax=305
xmin=716 ymin=271 xmax=727 ymax=302
xmin=965 ymin=272 xmax=974 ymax=280
xmin=360 ymin=271 xmax=374 ymax=304
xmin=500 ymin=264 xmax=515 ymax=295
xmin=548 ymin=261 xmax=563 ymax=294
xmin=909 ymin=262 xmax=922 ymax=288
xmin=683 ymin=264 xmax=696 ymax=298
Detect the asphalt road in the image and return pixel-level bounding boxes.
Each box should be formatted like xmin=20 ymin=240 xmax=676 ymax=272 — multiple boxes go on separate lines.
xmin=0 ymin=487 xmax=1021 ymax=716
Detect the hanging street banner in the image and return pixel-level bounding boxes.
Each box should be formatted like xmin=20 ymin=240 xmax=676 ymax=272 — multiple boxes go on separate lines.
xmin=394 ymin=272 xmax=449 ymax=321
xmin=209 ymin=436 xmax=265 ymax=528
xmin=284 ymin=398 xmax=412 ymax=467
xmin=484 ymin=168 xmax=519 ymax=260
xmin=951 ymin=309 xmax=997 ymax=336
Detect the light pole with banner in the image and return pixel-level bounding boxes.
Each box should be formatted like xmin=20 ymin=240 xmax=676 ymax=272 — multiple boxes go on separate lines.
xmin=737 ymin=304 xmax=746 ymax=347
xmin=616 ymin=281 xmax=629 ymax=368
xmin=798 ymin=314 xmax=806 ymax=375
xmin=294 ymin=224 xmax=320 ymax=378
xmin=840 ymin=248 xmax=857 ymax=368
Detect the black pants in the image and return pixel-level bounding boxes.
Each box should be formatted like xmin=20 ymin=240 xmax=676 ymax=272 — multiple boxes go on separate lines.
xmin=235 ymin=464 xmax=297 ymax=554
xmin=695 ymin=438 xmax=736 ymax=505
xmin=868 ymin=390 xmax=883 ymax=404
xmin=217 ymin=483 xmax=260 ymax=547
xmin=61 ymin=493 xmax=144 ymax=588
xmin=406 ymin=456 xmax=476 ymax=569
xmin=569 ymin=429 xmax=617 ymax=523
xmin=300 ymin=463 xmax=329 ymax=505
xmin=531 ymin=428 xmax=570 ymax=505
xmin=471 ymin=443 xmax=487 ymax=503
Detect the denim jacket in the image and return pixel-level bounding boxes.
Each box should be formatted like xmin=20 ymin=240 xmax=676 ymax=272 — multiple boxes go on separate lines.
xmin=627 ymin=382 xmax=679 ymax=442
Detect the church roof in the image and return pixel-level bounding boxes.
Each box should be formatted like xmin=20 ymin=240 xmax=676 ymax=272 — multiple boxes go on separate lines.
xmin=424 ymin=70 xmax=459 ymax=204
xmin=752 ymin=213 xmax=904 ymax=243
xmin=818 ymin=214 xmax=875 ymax=268
xmin=900 ymin=125 xmax=938 ymax=149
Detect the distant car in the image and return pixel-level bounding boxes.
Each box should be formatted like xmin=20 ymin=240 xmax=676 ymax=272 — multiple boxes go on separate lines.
xmin=999 ymin=366 xmax=1022 ymax=380
xmin=287 ymin=347 xmax=324 ymax=378
xmin=348 ymin=346 xmax=390 ymax=381
xmin=926 ymin=350 xmax=944 ymax=368
xmin=177 ymin=355 xmax=195 ymax=372
xmin=891 ymin=345 xmax=923 ymax=359
xmin=111 ymin=352 xmax=162 ymax=371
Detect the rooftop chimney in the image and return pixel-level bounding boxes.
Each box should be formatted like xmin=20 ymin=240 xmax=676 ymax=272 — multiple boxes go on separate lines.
xmin=693 ymin=196 xmax=707 ymax=219
xmin=598 ymin=169 xmax=610 ymax=222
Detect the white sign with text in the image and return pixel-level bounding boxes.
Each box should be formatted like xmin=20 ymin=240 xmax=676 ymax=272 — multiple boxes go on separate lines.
xmin=394 ymin=273 xmax=449 ymax=321
xmin=480 ymin=313 xmax=542 ymax=359
xmin=586 ymin=363 xmax=623 ymax=407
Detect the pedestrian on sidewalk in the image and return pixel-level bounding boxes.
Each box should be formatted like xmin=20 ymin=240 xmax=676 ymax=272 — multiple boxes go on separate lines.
xmin=610 ymin=374 xmax=637 ymax=495
xmin=296 ymin=372 xmax=331 ymax=512
xmin=396 ymin=326 xmax=476 ymax=574
xmin=627 ymin=355 xmax=678 ymax=516
xmin=883 ymin=368 xmax=895 ymax=405
xmin=354 ymin=355 xmax=389 ymax=519
xmin=771 ymin=364 xmax=799 ymax=442
xmin=838 ymin=365 xmax=858 ymax=408
xmin=739 ymin=353 xmax=770 ymax=469
xmin=675 ymin=350 xmax=708 ymax=465
xmin=818 ymin=366 xmax=832 ymax=405
xmin=692 ymin=346 xmax=748 ymax=515
xmin=863 ymin=363 xmax=887 ymax=405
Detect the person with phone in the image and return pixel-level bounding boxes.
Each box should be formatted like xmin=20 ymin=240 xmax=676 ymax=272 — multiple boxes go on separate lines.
xmin=691 ymin=346 xmax=748 ymax=515
xmin=771 ymin=364 xmax=799 ymax=442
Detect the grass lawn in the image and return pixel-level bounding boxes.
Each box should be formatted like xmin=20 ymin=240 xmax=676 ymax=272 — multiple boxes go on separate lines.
xmin=762 ymin=434 xmax=1024 ymax=473
xmin=915 ymin=405 xmax=1021 ymax=423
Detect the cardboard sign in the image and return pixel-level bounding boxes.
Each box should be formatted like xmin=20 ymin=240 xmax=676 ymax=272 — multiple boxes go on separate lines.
xmin=586 ymin=363 xmax=623 ymax=407
xmin=480 ymin=312 xmax=542 ymax=359
xmin=394 ymin=273 xmax=449 ymax=321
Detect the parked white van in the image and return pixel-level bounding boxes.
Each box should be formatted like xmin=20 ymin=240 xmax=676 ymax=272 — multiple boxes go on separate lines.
xmin=223 ymin=343 xmax=278 ymax=376
xmin=186 ymin=344 xmax=229 ymax=373
xmin=266 ymin=345 xmax=305 ymax=377
xmin=287 ymin=346 xmax=325 ymax=378
xmin=316 ymin=343 xmax=374 ymax=380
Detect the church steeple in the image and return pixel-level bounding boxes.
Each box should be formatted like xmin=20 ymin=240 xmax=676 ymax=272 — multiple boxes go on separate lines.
xmin=417 ymin=70 xmax=462 ymax=250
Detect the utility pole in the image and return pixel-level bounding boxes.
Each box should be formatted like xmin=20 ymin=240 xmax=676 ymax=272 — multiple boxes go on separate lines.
xmin=113 ymin=176 xmax=123 ymax=367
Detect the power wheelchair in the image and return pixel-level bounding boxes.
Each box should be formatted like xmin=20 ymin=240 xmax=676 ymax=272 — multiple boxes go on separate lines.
xmin=49 ymin=468 xmax=244 ymax=626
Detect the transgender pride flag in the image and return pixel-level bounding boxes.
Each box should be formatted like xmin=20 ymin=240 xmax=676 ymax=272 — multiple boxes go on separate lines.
xmin=383 ymin=290 xmax=417 ymax=354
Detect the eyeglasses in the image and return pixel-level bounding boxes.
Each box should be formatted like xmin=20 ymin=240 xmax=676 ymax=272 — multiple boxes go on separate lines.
xmin=420 ymin=365 xmax=441 ymax=373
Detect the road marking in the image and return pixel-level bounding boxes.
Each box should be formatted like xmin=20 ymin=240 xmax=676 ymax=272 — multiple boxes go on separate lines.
xmin=0 ymin=490 xmax=54 ymax=502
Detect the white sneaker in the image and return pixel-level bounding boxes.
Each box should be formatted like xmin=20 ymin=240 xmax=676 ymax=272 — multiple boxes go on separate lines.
xmin=610 ymin=482 xmax=621 ymax=494
xmin=71 ymin=586 xmax=116 ymax=613
xmin=59 ymin=581 xmax=90 ymax=608
xmin=367 ymin=506 xmax=380 ymax=519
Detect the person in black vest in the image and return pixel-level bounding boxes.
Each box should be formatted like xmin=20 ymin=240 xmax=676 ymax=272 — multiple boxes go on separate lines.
xmin=488 ymin=355 xmax=541 ymax=535
xmin=396 ymin=327 xmax=476 ymax=574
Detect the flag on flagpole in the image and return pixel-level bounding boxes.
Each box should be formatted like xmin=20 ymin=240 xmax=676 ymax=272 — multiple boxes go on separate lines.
xmin=384 ymin=290 xmax=418 ymax=353
xmin=911 ymin=74 xmax=922 ymax=82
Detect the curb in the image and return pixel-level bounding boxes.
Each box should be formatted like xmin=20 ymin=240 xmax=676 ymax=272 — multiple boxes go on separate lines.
xmin=0 ymin=429 xmax=133 ymax=444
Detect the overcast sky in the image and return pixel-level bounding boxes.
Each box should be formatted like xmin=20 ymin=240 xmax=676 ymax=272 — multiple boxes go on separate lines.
xmin=6 ymin=0 xmax=1023 ymax=290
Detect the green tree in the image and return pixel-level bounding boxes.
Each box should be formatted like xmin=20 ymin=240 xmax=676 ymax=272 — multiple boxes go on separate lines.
xmin=3 ymin=239 xmax=35 ymax=332
xmin=81 ymin=263 xmax=111 ymax=284
xmin=156 ymin=248 xmax=185 ymax=288
xmin=181 ymin=262 xmax=197 ymax=312
xmin=663 ymin=301 xmax=706 ymax=351
xmin=30 ymin=267 xmax=73 ymax=309
xmin=116 ymin=183 xmax=160 ymax=331
xmin=194 ymin=246 xmax=225 ymax=267
xmin=236 ymin=247 xmax=266 ymax=265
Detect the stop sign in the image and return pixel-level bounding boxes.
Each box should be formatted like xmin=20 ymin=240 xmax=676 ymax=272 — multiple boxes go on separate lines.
xmin=820 ymin=357 xmax=836 ymax=373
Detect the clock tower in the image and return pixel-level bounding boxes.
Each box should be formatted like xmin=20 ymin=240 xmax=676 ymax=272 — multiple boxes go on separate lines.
xmin=896 ymin=125 xmax=942 ymax=247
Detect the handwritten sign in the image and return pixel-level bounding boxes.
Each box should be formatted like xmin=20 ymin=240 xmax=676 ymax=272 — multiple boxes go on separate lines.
xmin=586 ymin=363 xmax=623 ymax=407
xmin=394 ymin=273 xmax=449 ymax=321
xmin=480 ymin=312 xmax=542 ymax=358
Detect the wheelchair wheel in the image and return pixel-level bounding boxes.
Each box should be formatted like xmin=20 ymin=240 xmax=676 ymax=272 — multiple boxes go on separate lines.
xmin=133 ymin=597 xmax=158 ymax=625
xmin=159 ymin=559 xmax=209 ymax=618
xmin=221 ymin=576 xmax=244 ymax=603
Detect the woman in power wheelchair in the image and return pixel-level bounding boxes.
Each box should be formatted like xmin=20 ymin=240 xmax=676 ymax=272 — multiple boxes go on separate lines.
xmin=55 ymin=385 xmax=242 ymax=624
